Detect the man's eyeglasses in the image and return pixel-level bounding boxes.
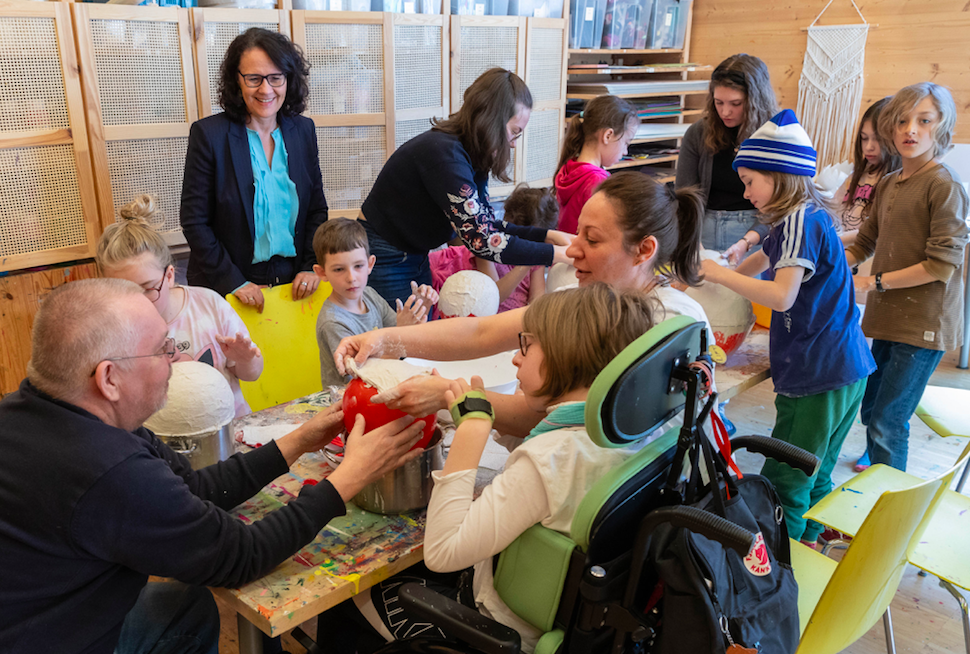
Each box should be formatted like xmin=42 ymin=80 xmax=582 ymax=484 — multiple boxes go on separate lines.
xmin=518 ymin=332 xmax=534 ymax=357
xmin=90 ymin=337 xmax=177 ymax=377
xmin=239 ymin=73 xmax=287 ymax=88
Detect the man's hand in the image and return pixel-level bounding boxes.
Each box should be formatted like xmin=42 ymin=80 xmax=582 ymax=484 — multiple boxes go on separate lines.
xmin=327 ymin=415 xmax=426 ymax=501
xmin=275 ymin=404 xmax=345 ymax=466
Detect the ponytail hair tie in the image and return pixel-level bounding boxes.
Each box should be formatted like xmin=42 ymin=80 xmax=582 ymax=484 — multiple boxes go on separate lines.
xmin=664 ymin=181 xmax=678 ymax=202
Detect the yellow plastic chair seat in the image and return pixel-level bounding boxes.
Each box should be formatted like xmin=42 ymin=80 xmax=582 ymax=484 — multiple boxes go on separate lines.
xmin=226 ymin=282 xmax=332 ymax=412
xmin=788 ymin=538 xmax=837 ymax=636
xmin=916 ymin=385 xmax=970 ymax=438
xmin=909 ymin=490 xmax=970 ymax=591
xmin=802 ymin=464 xmax=917 ymax=538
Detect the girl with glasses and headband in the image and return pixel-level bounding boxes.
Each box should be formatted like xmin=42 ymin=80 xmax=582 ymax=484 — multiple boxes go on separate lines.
xmin=675 ymin=53 xmax=779 ymax=266
xmin=357 ymin=68 xmax=576 ymax=310
xmin=97 ymin=194 xmax=263 ymax=419
xmin=181 ymin=27 xmax=328 ymax=313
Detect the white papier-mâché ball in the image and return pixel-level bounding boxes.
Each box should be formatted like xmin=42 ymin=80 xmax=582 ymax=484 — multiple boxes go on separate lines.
xmin=144 ymin=361 xmax=235 ymax=437
xmin=685 ymin=249 xmax=756 ymax=354
xmin=438 ymin=270 xmax=500 ymax=318
xmin=546 ymin=262 xmax=579 ymax=294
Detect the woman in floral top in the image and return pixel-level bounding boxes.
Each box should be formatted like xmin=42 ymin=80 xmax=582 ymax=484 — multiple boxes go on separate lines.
xmin=358 ymin=68 xmax=574 ymax=308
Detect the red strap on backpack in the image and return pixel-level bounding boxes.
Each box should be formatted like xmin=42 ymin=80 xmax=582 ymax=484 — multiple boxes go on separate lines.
xmin=710 ymin=411 xmax=743 ymax=483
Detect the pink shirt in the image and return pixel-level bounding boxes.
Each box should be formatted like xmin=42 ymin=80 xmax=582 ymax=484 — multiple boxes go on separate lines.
xmin=554 ymin=159 xmax=610 ymax=234
xmin=430 ymin=246 xmax=536 ymax=314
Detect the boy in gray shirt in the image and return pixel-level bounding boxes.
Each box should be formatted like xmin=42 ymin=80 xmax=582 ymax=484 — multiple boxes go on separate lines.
xmin=313 ymin=219 xmax=438 ymax=388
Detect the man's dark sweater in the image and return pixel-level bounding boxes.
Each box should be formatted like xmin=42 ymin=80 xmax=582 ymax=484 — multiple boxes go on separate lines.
xmin=0 ymin=380 xmax=346 ymax=654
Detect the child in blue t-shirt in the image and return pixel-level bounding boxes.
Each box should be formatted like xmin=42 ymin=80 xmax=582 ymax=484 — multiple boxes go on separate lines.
xmin=701 ymin=110 xmax=876 ymax=547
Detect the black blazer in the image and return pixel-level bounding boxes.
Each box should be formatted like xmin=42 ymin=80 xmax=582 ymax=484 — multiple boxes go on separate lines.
xmin=180 ymin=112 xmax=329 ymax=296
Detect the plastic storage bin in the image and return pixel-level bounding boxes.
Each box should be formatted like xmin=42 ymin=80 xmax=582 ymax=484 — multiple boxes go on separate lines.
xmin=402 ymin=0 xmax=440 ymax=11
xmin=508 ymin=0 xmax=533 ymax=15
xmin=647 ymin=0 xmax=691 ymax=49
xmin=601 ymin=0 xmax=651 ymax=49
xmin=451 ymin=0 xmax=507 ymax=13
xmin=533 ymin=0 xmax=563 ymax=16
xmin=569 ymin=0 xmax=607 ymax=49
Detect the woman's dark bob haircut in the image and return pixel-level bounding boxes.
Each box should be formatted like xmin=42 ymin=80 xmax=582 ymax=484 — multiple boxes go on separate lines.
xmin=218 ymin=28 xmax=311 ymax=124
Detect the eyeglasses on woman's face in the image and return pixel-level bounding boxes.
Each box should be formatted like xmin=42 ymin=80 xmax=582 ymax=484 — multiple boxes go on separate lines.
xmin=239 ymin=72 xmax=287 ymax=88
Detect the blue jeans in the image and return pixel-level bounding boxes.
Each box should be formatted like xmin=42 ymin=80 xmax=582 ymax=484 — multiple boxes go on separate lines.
xmin=114 ymin=581 xmax=219 ymax=654
xmin=701 ymin=209 xmax=762 ymax=252
xmin=361 ymin=220 xmax=432 ymax=310
xmin=860 ymin=339 xmax=945 ymax=471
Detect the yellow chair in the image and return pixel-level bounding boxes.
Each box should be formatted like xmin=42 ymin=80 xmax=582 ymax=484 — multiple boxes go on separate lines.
xmin=915 ymin=385 xmax=970 ymax=492
xmin=791 ymin=459 xmax=959 ymax=654
xmin=226 ymin=282 xmax=332 ymax=412
xmin=804 ymin=441 xmax=970 ymax=654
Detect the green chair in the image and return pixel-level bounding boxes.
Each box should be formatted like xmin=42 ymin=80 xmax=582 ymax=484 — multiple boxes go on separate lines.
xmin=384 ymin=316 xmax=813 ymax=654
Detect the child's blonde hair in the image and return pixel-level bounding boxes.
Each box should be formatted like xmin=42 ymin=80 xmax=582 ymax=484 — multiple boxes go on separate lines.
xmin=750 ymin=171 xmax=832 ymax=225
xmin=95 ymin=195 xmax=172 ymax=273
xmin=312 ymin=218 xmax=369 ymax=267
xmin=522 ymin=282 xmax=656 ymax=400
xmin=878 ymin=82 xmax=957 ymax=159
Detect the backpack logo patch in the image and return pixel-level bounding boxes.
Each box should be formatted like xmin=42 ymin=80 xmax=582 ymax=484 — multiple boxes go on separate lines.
xmin=743 ymin=532 xmax=772 ymax=576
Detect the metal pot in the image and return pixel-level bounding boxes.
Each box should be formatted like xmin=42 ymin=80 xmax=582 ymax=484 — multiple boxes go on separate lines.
xmin=157 ymin=422 xmax=234 ymax=470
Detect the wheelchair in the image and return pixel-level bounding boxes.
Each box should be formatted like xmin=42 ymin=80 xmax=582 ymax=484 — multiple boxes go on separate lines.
xmin=300 ymin=316 xmax=817 ymax=654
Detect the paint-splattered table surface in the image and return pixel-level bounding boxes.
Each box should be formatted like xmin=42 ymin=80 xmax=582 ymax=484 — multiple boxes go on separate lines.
xmin=210 ymin=390 xmax=427 ymax=641
xmin=715 ymin=326 xmax=771 ymax=401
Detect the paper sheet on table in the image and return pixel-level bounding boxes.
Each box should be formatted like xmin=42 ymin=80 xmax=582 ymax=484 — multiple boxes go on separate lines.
xmin=240 ymin=423 xmax=301 ymax=447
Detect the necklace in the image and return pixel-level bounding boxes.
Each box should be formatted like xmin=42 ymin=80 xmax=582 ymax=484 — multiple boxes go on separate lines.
xmin=898 ymin=157 xmax=936 ymax=182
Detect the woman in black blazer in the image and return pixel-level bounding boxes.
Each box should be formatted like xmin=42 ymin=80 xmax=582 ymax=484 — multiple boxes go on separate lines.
xmin=180 ymin=28 xmax=328 ymax=312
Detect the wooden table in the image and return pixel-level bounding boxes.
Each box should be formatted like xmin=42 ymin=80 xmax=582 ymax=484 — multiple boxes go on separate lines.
xmin=212 ymin=390 xmax=427 ymax=653
xmin=217 ymin=333 xmax=771 ymax=652
xmin=715 ymin=326 xmax=771 ymax=401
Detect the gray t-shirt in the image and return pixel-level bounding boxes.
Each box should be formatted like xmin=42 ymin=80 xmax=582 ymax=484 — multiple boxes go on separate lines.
xmin=317 ymin=286 xmax=397 ymax=388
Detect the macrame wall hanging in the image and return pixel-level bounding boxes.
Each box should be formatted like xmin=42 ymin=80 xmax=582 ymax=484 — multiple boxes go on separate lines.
xmin=796 ymin=0 xmax=869 ymax=168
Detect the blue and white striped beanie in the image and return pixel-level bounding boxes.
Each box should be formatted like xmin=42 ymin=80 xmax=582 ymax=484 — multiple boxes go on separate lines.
xmin=732 ymin=109 xmax=817 ymax=177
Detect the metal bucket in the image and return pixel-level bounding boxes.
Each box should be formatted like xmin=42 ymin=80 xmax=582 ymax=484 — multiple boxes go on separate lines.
xmin=326 ymin=428 xmax=444 ymax=514
xmin=157 ymin=422 xmax=234 ymax=470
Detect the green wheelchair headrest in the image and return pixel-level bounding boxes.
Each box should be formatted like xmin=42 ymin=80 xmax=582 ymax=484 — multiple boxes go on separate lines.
xmin=585 ymin=315 xmax=706 ymax=448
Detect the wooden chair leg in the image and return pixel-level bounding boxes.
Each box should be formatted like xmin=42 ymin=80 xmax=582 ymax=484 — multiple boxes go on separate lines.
xmin=883 ymin=607 xmax=897 ymax=654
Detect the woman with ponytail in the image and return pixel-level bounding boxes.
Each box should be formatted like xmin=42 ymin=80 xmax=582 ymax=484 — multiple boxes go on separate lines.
xmin=332 ymin=171 xmax=712 ymax=437
xmin=555 ymin=95 xmax=639 ymax=234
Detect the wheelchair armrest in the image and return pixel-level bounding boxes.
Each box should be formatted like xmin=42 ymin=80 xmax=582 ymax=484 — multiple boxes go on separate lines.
xmin=639 ymin=506 xmax=755 ymax=556
xmin=730 ymin=435 xmax=819 ymax=476
xmin=398 ymin=583 xmax=522 ymax=654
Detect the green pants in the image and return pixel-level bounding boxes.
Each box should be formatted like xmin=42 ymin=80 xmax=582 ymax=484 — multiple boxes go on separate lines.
xmin=761 ymin=378 xmax=867 ymax=543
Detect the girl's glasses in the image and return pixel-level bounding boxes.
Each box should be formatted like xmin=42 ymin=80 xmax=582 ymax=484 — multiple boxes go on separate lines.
xmin=144 ymin=276 xmax=166 ymax=302
xmin=518 ymin=332 xmax=534 ymax=356
xmin=239 ymin=73 xmax=286 ymax=88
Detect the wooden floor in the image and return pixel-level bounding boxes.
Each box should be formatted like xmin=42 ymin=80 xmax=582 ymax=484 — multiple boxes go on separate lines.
xmin=215 ymin=348 xmax=970 ymax=654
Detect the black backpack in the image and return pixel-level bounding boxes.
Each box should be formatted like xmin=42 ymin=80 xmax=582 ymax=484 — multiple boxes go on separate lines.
xmin=643 ymin=430 xmax=800 ymax=654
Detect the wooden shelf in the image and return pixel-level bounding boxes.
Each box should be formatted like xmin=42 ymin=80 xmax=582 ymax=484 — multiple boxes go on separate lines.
xmin=607 ymin=154 xmax=678 ymax=170
xmin=565 ymin=109 xmax=702 ymax=124
xmin=567 ymin=64 xmax=711 ymax=75
xmin=567 ymin=89 xmax=707 ymax=100
xmin=631 ymin=135 xmax=684 ymax=145
xmin=568 ymin=48 xmax=683 ymax=55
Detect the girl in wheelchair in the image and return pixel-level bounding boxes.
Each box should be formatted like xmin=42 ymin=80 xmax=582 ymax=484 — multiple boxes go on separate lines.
xmin=343 ymin=284 xmax=658 ymax=653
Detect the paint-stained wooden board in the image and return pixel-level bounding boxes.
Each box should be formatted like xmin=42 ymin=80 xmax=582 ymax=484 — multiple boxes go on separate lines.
xmin=0 ymin=262 xmax=99 ymax=396
xmin=212 ymin=390 xmax=426 ymax=637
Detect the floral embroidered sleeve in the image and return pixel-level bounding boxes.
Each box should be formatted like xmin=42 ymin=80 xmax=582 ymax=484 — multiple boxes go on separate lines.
xmin=445 ymin=184 xmax=553 ymax=266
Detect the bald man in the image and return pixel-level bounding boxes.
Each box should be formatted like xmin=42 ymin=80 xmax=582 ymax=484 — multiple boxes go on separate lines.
xmin=0 ymin=278 xmax=425 ymax=654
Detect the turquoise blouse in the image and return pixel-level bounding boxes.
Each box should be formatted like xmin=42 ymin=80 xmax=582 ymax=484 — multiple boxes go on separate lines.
xmin=246 ymin=127 xmax=299 ymax=264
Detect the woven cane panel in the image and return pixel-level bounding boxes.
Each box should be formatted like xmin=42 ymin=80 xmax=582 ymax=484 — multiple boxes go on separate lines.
xmin=457 ymin=25 xmax=517 ymax=109
xmin=0 ymin=17 xmax=70 ymax=133
xmin=528 ymin=28 xmax=563 ymax=103
xmin=205 ymin=21 xmax=280 ymax=115
xmin=393 ymin=25 xmax=441 ymax=112
xmin=0 ymin=144 xmax=86 ymax=258
xmin=315 ymin=126 xmax=385 ymax=210
xmin=305 ymin=23 xmax=383 ymax=115
xmin=524 ymin=109 xmax=559 ymax=182
xmin=394 ymin=117 xmax=434 ymax=150
xmin=106 ymin=137 xmax=187 ymax=234
xmin=91 ymin=19 xmax=187 ymax=126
